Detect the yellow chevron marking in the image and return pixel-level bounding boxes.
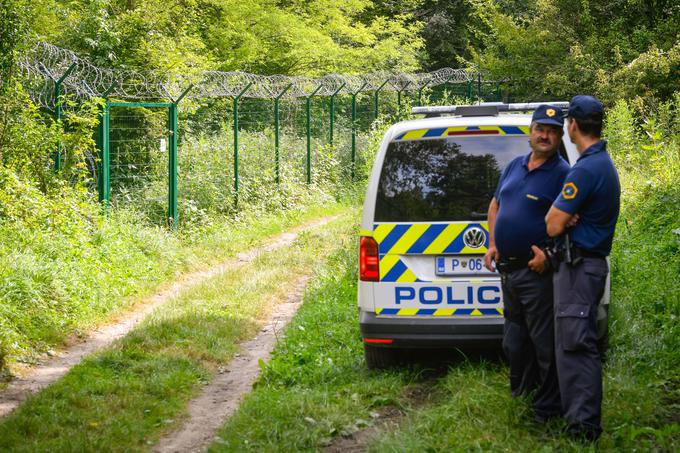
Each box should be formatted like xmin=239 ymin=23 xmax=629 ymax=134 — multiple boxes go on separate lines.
xmin=444 ymin=126 xmax=468 ymax=134
xmin=396 ymin=268 xmax=418 ymax=282
xmin=497 ymin=308 xmax=504 ymax=315
xmin=460 ymin=245 xmax=488 ymax=254
xmin=478 ymin=125 xmax=504 ymax=134
xmin=423 ymin=223 xmax=466 ymax=254
xmin=359 ymin=229 xmax=373 ymax=236
xmin=376 ymin=308 xmax=384 ymax=315
xmin=402 ymin=129 xmax=429 ymax=140
xmin=373 ymin=224 xmax=395 ymax=243
xmin=385 ymin=223 xmax=430 ymax=255
xmin=379 ymin=255 xmax=401 ymax=280
xmin=434 ymin=308 xmax=457 ymax=316
xmin=397 ymin=308 xmax=419 ymax=316
xmin=471 ymin=309 xmax=482 ymax=316
xmin=519 ymin=126 xmax=530 ymax=135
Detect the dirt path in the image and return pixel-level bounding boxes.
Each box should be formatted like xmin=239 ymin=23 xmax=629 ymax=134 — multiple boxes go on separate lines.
xmin=153 ymin=276 xmax=309 ymax=453
xmin=0 ymin=215 xmax=340 ymax=419
xmin=324 ymin=385 xmax=436 ymax=453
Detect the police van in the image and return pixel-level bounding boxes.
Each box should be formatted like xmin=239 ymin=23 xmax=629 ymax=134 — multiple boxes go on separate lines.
xmin=358 ymin=102 xmax=610 ymax=368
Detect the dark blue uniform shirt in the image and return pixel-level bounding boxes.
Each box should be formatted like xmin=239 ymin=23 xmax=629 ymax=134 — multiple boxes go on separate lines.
xmin=553 ymin=140 xmax=620 ymax=256
xmin=494 ymin=152 xmax=570 ymax=258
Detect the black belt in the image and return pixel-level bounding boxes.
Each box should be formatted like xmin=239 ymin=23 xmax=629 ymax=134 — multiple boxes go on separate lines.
xmin=497 ymin=256 xmax=531 ymax=273
xmin=572 ymin=247 xmax=605 ymax=259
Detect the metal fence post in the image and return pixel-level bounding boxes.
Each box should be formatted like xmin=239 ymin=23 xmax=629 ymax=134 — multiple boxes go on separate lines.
xmin=397 ymin=81 xmax=411 ymax=115
xmin=98 ymin=101 xmax=111 ymax=205
xmin=274 ymin=83 xmax=293 ymax=185
xmin=53 ymin=63 xmax=77 ymax=171
xmin=329 ymin=83 xmax=345 ymax=146
xmin=417 ymin=80 xmax=430 ymax=106
xmin=168 ymin=103 xmax=179 ymax=228
xmin=167 ymin=84 xmax=192 ymax=229
xmin=233 ymin=82 xmax=253 ymax=207
xmin=306 ymin=85 xmax=323 ymax=185
xmin=374 ymin=79 xmax=389 ymax=120
xmin=477 ymin=73 xmax=482 ymax=101
xmin=351 ymin=82 xmax=368 ymax=180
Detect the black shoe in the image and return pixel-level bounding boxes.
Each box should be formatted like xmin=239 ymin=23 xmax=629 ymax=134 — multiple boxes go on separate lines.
xmin=534 ymin=412 xmax=560 ymax=424
xmin=566 ymin=424 xmax=601 ymax=442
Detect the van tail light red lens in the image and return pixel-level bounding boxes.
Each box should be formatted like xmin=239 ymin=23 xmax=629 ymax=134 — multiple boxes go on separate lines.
xmin=360 ymin=236 xmax=379 ymax=281
xmin=364 ymin=338 xmax=393 ymax=344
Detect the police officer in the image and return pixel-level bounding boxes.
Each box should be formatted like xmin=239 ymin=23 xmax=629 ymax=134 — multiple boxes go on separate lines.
xmin=484 ymin=105 xmax=569 ymax=422
xmin=546 ymin=95 xmax=621 ymax=440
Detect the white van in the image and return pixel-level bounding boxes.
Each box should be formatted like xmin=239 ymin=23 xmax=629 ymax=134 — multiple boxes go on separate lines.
xmin=358 ymin=103 xmax=609 ymax=368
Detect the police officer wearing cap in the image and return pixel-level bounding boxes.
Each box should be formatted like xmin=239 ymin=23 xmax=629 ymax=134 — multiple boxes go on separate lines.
xmin=546 ymin=95 xmax=621 ymax=440
xmin=484 ymin=105 xmax=569 ymax=422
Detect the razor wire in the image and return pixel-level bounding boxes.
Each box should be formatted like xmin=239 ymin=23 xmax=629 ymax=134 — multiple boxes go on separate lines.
xmin=18 ymin=41 xmax=482 ymax=110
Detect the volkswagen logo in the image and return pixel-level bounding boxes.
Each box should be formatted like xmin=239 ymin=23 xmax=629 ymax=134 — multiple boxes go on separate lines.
xmin=463 ymin=227 xmax=486 ymax=249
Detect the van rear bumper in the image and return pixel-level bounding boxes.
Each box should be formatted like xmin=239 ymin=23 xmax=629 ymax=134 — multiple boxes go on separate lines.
xmin=360 ymin=309 xmax=503 ymax=348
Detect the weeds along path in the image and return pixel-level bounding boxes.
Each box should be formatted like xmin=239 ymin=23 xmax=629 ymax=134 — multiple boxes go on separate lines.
xmin=154 ymin=276 xmax=310 ymax=453
xmin=0 ymin=214 xmax=342 ymax=419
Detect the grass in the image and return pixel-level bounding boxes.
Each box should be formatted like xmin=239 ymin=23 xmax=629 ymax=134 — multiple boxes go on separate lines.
xmin=0 ymin=210 xmax=357 ymax=452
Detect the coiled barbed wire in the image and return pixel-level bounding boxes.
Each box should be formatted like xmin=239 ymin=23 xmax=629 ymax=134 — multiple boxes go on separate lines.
xmin=18 ymin=41 xmax=485 ymax=110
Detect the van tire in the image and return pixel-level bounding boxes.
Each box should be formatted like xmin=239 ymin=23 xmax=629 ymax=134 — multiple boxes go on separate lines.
xmin=364 ymin=344 xmax=398 ymax=369
xmin=596 ymin=304 xmax=609 ymax=359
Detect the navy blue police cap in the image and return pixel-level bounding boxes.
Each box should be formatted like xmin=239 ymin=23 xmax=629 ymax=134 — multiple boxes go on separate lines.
xmin=531 ymin=104 xmax=564 ymax=127
xmin=567 ymin=95 xmax=603 ymax=119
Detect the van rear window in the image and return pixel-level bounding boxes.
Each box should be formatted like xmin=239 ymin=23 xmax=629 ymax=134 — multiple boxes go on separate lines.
xmin=374 ymin=136 xmax=528 ymax=222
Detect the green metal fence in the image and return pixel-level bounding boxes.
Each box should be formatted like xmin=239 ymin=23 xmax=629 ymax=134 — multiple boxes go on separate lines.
xmin=88 ymin=78 xmax=506 ymax=227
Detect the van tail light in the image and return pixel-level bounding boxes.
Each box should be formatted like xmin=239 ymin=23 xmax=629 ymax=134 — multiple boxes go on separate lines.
xmin=360 ymin=236 xmax=379 ymax=281
xmin=364 ymin=338 xmax=393 ymax=344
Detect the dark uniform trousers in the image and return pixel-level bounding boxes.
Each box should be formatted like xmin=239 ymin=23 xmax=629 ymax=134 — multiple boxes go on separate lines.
xmin=554 ymin=256 xmax=608 ymax=438
xmin=501 ymin=267 xmax=561 ymax=418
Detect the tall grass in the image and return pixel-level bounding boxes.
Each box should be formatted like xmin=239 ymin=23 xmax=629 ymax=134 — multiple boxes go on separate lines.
xmin=605 ymin=94 xmax=680 ymax=425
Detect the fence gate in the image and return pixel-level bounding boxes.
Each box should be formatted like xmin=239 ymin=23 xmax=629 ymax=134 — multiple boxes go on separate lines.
xmin=97 ymin=101 xmax=179 ymax=228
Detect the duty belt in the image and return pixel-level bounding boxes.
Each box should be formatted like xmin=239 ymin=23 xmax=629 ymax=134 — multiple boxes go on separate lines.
xmin=497 ymin=256 xmax=531 ymax=273
xmin=556 ymin=235 xmax=605 ymax=266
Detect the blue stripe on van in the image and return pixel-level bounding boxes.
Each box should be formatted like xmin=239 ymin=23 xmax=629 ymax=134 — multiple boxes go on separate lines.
xmin=378 ymin=224 xmax=411 ymax=255
xmin=407 ymin=223 xmax=448 ymax=253
xmin=382 ymin=260 xmax=408 ymax=282
xmin=423 ymin=127 xmax=447 ymax=138
xmin=500 ymin=126 xmax=524 ymax=135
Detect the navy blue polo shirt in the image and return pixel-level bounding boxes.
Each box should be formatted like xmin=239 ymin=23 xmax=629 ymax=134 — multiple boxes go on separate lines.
xmin=553 ymin=140 xmax=620 ymax=256
xmin=494 ymin=152 xmax=570 ymax=258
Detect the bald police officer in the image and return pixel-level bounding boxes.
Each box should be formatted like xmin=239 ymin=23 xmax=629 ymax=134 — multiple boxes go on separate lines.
xmin=484 ymin=105 xmax=569 ymax=422
xmin=546 ymin=95 xmax=621 ymax=440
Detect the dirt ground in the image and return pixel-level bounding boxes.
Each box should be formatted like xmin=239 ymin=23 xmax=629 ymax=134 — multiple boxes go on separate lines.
xmin=153 ymin=277 xmax=310 ymax=453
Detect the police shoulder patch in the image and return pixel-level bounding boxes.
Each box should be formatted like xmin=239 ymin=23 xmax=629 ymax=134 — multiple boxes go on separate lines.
xmin=562 ymin=182 xmax=578 ymax=199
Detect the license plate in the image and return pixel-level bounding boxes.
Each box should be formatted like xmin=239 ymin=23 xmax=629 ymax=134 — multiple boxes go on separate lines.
xmin=436 ymin=256 xmax=487 ymax=275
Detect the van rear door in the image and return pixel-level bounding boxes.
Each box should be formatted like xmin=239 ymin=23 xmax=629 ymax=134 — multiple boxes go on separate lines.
xmin=371 ymin=126 xmax=530 ymax=316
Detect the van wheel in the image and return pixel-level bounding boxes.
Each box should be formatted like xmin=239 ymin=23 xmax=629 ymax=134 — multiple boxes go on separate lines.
xmin=364 ymin=344 xmax=398 ymax=369
xmin=597 ymin=328 xmax=609 ymax=359
xmin=596 ymin=304 xmax=609 ymax=359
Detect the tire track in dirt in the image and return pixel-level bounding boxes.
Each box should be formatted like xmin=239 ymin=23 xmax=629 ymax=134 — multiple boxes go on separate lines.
xmin=153 ymin=276 xmax=310 ymax=453
xmin=0 ymin=214 xmax=341 ymax=418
